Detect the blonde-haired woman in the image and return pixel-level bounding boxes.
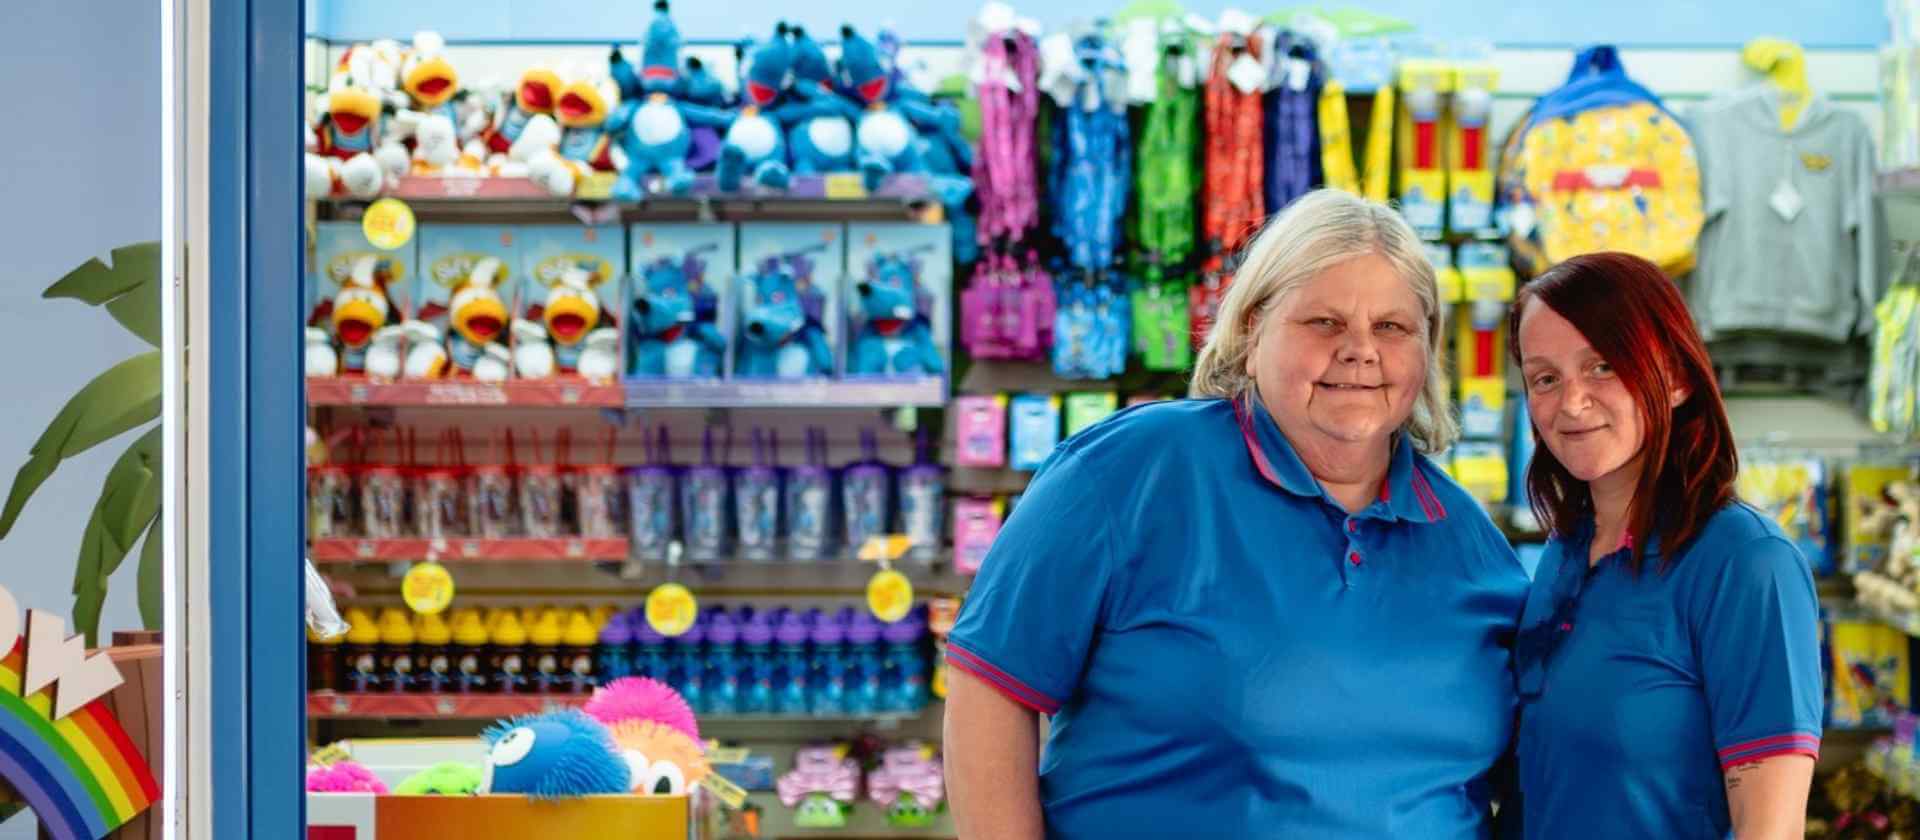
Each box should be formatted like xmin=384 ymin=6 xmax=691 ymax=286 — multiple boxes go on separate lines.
xmin=944 ymin=190 xmax=1529 ymax=838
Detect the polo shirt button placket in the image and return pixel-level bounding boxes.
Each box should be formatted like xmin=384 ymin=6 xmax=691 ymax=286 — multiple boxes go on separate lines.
xmin=1343 ymin=517 xmax=1364 ymax=587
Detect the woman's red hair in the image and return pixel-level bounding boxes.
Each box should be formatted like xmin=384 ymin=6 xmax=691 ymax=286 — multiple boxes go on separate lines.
xmin=1508 ymin=251 xmax=1737 ymax=571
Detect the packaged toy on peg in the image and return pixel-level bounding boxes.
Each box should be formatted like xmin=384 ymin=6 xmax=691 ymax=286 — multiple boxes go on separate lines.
xmin=961 ymin=251 xmax=1055 ymax=361
xmin=682 ymin=425 xmax=733 ymax=562
xmin=953 ymin=497 xmax=1005 ymax=575
xmin=1395 ymin=58 xmax=1452 ymax=238
xmin=412 ymin=224 xmax=518 ymax=381
xmin=900 ymin=428 xmax=947 ymax=562
xmin=628 ymin=223 xmax=733 ymax=379
xmin=577 ymin=428 xmax=625 ymax=538
xmin=847 ymin=222 xmax=953 ymax=377
xmin=867 ymin=743 xmax=946 ymax=828
xmin=735 ymin=428 xmax=783 ymax=562
xmin=308 ymin=222 xmax=415 ymax=378
xmin=737 ymin=223 xmax=843 ymax=378
xmin=786 ymin=427 xmax=837 ymax=561
xmin=1448 ymin=62 xmax=1499 ymax=234
xmin=1046 ymin=27 xmax=1132 ymax=273
xmin=516 ymin=225 xmax=623 ymax=382
xmin=1052 ymin=269 xmax=1132 ymax=380
xmin=954 ymin=394 xmax=1008 ymax=468
xmin=624 ymin=429 xmax=677 ymax=564
xmin=1009 ymin=393 xmax=1061 ymax=470
xmin=1738 ymin=453 xmax=1833 ymax=576
xmin=843 ymin=428 xmax=895 ymax=561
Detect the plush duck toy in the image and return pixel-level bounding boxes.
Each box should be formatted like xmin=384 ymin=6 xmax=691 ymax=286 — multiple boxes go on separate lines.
xmin=409 ymin=256 xmax=514 ymax=379
xmin=583 ymin=677 xmax=711 ymax=796
xmin=306 ymin=80 xmax=390 ymax=199
xmin=306 ymin=327 xmax=339 ymax=377
xmin=482 ymin=65 xmax=565 ymax=176
xmin=849 ymin=251 xmax=945 ymax=376
xmin=479 ymin=708 xmax=631 ymax=799
xmin=528 ymin=67 xmax=624 ymax=197
xmin=629 ymin=247 xmax=726 ymax=378
xmin=606 ymin=0 xmax=730 ymax=200
xmin=307 ymin=254 xmax=399 ymax=375
xmin=526 ymin=264 xmax=617 ymax=375
xmin=365 ymin=325 xmax=406 ymax=381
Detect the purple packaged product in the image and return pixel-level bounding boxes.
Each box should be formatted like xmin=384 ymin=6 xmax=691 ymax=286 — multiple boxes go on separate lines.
xmin=625 ymin=427 xmax=677 ymax=562
xmin=681 ymin=425 xmax=732 ymax=562
xmin=841 ymin=428 xmax=892 ymax=560
xmin=734 ymin=428 xmax=782 ymax=562
xmin=785 ymin=427 xmax=834 ymax=561
xmin=900 ymin=427 xmax=945 ymax=562
xmin=953 ymin=395 xmax=1007 ymax=468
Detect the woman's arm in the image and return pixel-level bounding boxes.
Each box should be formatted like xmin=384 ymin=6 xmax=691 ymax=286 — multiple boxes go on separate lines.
xmin=944 ymin=668 xmax=1046 ymax=840
xmin=1724 ymin=755 xmax=1813 ymax=840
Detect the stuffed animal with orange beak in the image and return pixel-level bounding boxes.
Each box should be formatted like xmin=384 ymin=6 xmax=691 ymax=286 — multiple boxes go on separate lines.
xmin=528 ymin=67 xmax=624 ymax=196
xmin=526 ymin=264 xmax=618 ymax=375
xmin=307 ymin=254 xmax=402 ymax=375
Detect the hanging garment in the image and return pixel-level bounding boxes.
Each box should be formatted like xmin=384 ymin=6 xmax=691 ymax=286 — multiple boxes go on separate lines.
xmin=1048 ymin=36 xmax=1132 ymax=272
xmin=1263 ymin=31 xmax=1323 ymax=212
xmin=1134 ymin=39 xmax=1201 ymax=265
xmin=974 ymin=29 xmax=1042 ymax=247
xmin=1202 ymin=30 xmax=1266 ymax=276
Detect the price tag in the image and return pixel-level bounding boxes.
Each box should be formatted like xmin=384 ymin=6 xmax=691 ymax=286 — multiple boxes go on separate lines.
xmin=575 ymin=172 xmax=618 ymax=202
xmin=867 ymin=569 xmax=914 ymax=623
xmin=857 ymin=535 xmax=913 ymax=563
xmin=401 ymin=562 xmax=454 ymax=615
xmin=645 ymin=582 xmax=699 ymax=637
xmin=707 ymin=747 xmax=751 ymax=765
xmin=698 ymin=772 xmax=750 ymax=810
xmin=824 ymin=173 xmax=868 ymax=199
xmin=362 ymin=198 xmax=417 ymax=250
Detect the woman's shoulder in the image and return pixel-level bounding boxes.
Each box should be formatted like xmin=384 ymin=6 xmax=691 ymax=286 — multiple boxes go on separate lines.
xmin=1050 ymin=398 xmax=1238 ymax=465
xmin=1672 ymin=500 xmax=1811 ymax=588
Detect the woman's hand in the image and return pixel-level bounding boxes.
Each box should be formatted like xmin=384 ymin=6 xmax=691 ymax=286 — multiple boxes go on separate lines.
xmin=944 ymin=668 xmax=1046 ymax=840
xmin=1724 ymin=755 xmax=1813 ymax=840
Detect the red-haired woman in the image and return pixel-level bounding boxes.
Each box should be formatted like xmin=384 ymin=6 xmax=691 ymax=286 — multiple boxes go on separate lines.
xmin=1506 ymin=251 xmax=1821 ymax=839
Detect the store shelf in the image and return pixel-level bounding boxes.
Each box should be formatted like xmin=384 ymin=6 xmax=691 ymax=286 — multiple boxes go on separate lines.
xmin=307 ymin=692 xmax=922 ymax=724
xmin=624 ymin=376 xmax=946 ymax=409
xmin=309 ymin=538 xmax=630 ymax=564
xmin=307 ymin=377 xmax=624 ymax=408
xmin=317 ymin=175 xmax=940 ymax=224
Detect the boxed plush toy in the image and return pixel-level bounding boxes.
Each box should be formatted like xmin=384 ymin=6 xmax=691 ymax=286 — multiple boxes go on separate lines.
xmin=844 ymin=222 xmax=952 ymax=379
xmin=627 ymin=223 xmax=733 ymax=379
xmin=413 ymin=225 xmax=520 ymax=381
xmin=309 ymin=221 xmax=416 ymax=379
xmin=735 ymin=222 xmax=843 ymax=379
xmin=518 ymin=225 xmax=626 ymax=382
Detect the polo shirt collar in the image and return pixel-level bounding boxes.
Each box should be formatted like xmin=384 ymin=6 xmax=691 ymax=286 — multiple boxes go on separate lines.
xmin=1233 ymin=391 xmax=1447 ymax=524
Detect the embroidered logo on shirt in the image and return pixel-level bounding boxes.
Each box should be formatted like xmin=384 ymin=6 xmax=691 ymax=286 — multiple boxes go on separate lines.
xmin=1801 ymin=153 xmax=1833 ymax=173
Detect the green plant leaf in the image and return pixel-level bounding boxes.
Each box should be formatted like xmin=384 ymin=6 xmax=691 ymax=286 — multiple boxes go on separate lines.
xmin=68 ymin=429 xmax=161 ymax=647
xmin=137 ymin=514 xmax=162 ymax=631
xmin=0 ymin=351 xmax=162 ymax=538
xmin=44 ymin=242 xmax=162 ymax=347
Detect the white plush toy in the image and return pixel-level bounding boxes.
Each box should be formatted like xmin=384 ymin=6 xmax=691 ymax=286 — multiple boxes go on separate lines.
xmin=410 ymin=113 xmax=462 ymax=174
xmin=305 ymin=327 xmax=339 ymax=377
xmin=512 ymin=318 xmax=556 ymax=379
xmin=402 ymin=321 xmax=450 ymax=379
xmin=475 ymin=343 xmax=513 ymax=383
xmin=578 ymin=328 xmax=621 ymax=383
xmin=365 ymin=325 xmax=407 ymax=381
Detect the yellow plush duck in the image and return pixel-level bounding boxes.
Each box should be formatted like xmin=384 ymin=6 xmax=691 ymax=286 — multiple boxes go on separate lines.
xmin=331 ymin=255 xmax=395 ymax=356
xmin=528 ymin=68 xmax=623 ymax=196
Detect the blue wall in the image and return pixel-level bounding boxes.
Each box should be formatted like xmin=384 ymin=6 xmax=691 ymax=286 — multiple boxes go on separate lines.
xmin=0 ymin=0 xmax=160 ymax=836
xmin=313 ymin=0 xmax=1887 ymax=48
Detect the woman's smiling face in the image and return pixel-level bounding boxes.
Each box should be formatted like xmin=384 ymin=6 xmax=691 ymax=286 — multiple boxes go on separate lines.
xmin=1517 ymin=298 xmax=1646 ymax=484
xmin=1246 ymin=253 xmax=1427 ymax=450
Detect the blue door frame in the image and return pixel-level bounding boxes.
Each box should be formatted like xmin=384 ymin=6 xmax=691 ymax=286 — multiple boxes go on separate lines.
xmin=208 ymin=0 xmax=306 ymax=833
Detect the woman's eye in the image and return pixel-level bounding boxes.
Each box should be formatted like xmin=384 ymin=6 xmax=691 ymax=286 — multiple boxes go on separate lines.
xmin=1529 ymin=374 xmax=1558 ymax=391
xmin=1375 ymin=321 xmax=1408 ymax=335
xmin=1591 ymin=362 xmax=1615 ymax=377
xmin=1307 ymin=317 xmax=1339 ymax=329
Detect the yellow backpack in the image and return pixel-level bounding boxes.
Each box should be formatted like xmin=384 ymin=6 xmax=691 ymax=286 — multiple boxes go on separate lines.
xmin=1497 ymin=46 xmax=1703 ymax=278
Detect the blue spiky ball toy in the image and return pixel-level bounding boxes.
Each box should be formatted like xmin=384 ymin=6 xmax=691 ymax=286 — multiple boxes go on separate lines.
xmin=479 ymin=708 xmax=632 ymax=799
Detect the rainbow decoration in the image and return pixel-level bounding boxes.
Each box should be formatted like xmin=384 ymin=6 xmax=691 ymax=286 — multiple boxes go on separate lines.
xmin=0 ymin=642 xmax=158 ymax=840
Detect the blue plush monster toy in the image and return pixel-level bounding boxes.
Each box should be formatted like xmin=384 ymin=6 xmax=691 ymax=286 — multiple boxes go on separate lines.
xmin=607 ymin=0 xmax=729 ymax=200
xmin=717 ymin=25 xmax=797 ymax=192
xmin=736 ymin=249 xmax=833 ymax=379
xmin=630 ymin=244 xmax=727 ymax=378
xmin=479 ymin=708 xmax=631 ymax=800
xmin=782 ymin=26 xmax=859 ymax=175
xmin=850 ymin=249 xmax=945 ymax=376
xmin=834 ymin=26 xmax=928 ymax=191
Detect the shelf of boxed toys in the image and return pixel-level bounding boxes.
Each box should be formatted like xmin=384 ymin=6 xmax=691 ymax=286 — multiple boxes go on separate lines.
xmin=305 ymin=691 xmax=924 ymax=726
xmin=308 ymin=538 xmax=631 ymax=565
xmin=315 ymin=175 xmax=941 ymax=224
xmin=305 ymin=376 xmax=947 ymax=410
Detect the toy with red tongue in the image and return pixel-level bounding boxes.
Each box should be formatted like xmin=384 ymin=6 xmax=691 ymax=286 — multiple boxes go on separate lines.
xmin=516 ymin=262 xmax=619 ymax=380
xmin=308 ymin=252 xmax=405 ymax=377
xmin=849 ymin=248 xmax=943 ymax=375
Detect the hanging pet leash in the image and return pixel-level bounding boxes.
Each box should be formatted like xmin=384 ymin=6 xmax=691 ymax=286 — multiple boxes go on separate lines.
xmin=973 ymin=29 xmax=1041 ymax=247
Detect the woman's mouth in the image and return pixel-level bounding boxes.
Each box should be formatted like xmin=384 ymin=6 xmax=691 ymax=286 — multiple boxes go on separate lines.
xmin=1559 ymin=425 xmax=1607 ymax=438
xmin=1317 ymin=382 xmax=1381 ymax=392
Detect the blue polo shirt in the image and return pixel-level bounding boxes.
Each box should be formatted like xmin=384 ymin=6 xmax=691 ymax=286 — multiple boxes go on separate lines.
xmin=947 ymin=395 xmax=1530 ymax=838
xmin=1511 ymin=503 xmax=1823 ymax=839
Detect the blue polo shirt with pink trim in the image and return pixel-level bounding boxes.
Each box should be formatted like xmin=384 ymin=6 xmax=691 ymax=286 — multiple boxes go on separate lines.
xmin=946 ymin=395 xmax=1530 ymax=838
xmin=1511 ymin=503 xmax=1823 ymax=839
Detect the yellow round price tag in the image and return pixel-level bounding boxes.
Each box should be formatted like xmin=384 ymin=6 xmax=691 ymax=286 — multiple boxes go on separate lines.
xmin=866 ymin=569 xmax=914 ymax=623
xmin=645 ymin=583 xmax=699 ymax=637
xmin=362 ymin=198 xmax=417 ymax=250
xmin=401 ymin=562 xmax=454 ymax=615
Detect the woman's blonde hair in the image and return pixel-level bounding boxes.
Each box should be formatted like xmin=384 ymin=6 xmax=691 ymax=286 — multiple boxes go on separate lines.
xmin=1190 ymin=189 xmax=1458 ymax=452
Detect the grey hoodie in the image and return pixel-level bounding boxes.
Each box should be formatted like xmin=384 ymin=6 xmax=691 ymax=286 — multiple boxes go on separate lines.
xmin=1687 ymin=86 xmax=1879 ymax=342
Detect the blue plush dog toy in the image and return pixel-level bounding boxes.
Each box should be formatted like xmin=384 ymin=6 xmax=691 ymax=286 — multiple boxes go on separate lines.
xmin=849 ymin=250 xmax=944 ymax=376
xmin=479 ymin=708 xmax=631 ymax=800
xmin=607 ymin=0 xmax=729 ymax=200
xmin=735 ymin=250 xmax=832 ymax=378
xmin=629 ymin=244 xmax=726 ymax=378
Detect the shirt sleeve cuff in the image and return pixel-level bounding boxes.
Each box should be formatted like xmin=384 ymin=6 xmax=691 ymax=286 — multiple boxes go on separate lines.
xmin=1718 ymin=732 xmax=1821 ymax=771
xmin=946 ymin=643 xmax=1063 ymax=716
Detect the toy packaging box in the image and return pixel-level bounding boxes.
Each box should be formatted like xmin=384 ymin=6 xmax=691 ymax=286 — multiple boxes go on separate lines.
xmin=1826 ymin=619 xmax=1916 ymax=729
xmin=518 ymin=225 xmax=626 ymax=381
xmin=628 ymin=223 xmax=735 ymax=380
xmin=414 ymin=225 xmax=520 ymax=379
xmin=311 ymin=221 xmax=416 ymax=377
xmin=735 ymin=222 xmax=844 ymax=380
xmin=843 ymin=222 xmax=952 ymax=379
xmin=1846 ymin=463 xmax=1917 ymax=574
xmin=1736 ymin=456 xmax=1834 ymax=576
